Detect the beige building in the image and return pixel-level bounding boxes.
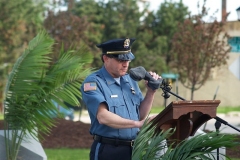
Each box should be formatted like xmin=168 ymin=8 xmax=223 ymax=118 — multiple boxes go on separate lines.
xmin=153 ymin=21 xmax=240 ymax=107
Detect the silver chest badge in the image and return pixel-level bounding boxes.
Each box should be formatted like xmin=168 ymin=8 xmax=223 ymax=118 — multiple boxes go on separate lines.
xmin=131 ymin=87 xmax=135 ymax=94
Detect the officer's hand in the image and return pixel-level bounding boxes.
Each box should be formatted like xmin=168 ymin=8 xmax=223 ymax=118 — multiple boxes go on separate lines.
xmin=138 ymin=119 xmax=145 ymax=128
xmin=149 ymin=71 xmax=161 ymax=80
xmin=145 ymin=71 xmax=162 ymax=91
xmin=147 ymin=115 xmax=157 ymax=122
xmin=138 ymin=115 xmax=157 ymax=128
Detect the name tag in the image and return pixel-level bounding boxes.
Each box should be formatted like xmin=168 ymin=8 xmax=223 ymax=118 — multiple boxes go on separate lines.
xmin=111 ymin=95 xmax=118 ymax=98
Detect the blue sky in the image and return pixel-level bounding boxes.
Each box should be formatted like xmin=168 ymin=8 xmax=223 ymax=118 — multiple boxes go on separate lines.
xmin=148 ymin=0 xmax=239 ymax=21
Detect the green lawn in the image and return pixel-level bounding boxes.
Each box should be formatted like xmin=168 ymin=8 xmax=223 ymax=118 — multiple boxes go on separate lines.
xmin=217 ymin=107 xmax=240 ymax=113
xmin=44 ymin=148 xmax=240 ymax=160
xmin=44 ymin=148 xmax=90 ymax=160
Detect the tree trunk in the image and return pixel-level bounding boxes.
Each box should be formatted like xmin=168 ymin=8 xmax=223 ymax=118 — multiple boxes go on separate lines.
xmin=191 ymin=86 xmax=194 ymax=100
xmin=0 ymin=91 xmax=2 ymax=113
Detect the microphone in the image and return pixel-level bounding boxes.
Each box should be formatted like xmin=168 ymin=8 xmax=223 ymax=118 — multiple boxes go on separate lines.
xmin=129 ymin=66 xmax=150 ymax=81
xmin=129 ymin=66 xmax=163 ymax=90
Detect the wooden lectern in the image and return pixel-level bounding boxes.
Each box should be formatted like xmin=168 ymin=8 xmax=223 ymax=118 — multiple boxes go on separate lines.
xmin=151 ymin=100 xmax=221 ymax=144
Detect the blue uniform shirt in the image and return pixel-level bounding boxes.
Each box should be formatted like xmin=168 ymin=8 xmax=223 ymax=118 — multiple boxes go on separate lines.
xmin=81 ymin=66 xmax=143 ymax=140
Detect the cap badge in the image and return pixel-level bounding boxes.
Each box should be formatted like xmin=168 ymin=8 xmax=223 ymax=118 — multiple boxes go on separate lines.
xmin=123 ymin=38 xmax=130 ymax=48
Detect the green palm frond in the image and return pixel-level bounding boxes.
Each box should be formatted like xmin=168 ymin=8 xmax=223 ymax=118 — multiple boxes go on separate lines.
xmin=132 ymin=120 xmax=240 ymax=160
xmin=5 ymin=31 xmax=53 ymax=96
xmin=162 ymin=131 xmax=238 ymax=160
xmin=3 ymin=31 xmax=94 ymax=160
xmin=132 ymin=120 xmax=175 ymax=160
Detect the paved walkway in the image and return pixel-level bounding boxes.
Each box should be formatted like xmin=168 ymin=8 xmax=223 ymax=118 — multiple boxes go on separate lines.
xmin=199 ymin=113 xmax=240 ymax=134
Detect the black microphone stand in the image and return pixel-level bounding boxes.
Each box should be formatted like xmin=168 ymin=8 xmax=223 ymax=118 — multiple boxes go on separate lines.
xmin=159 ymin=83 xmax=240 ymax=159
xmin=160 ymin=81 xmax=185 ymax=107
xmin=215 ymin=121 xmax=221 ymax=160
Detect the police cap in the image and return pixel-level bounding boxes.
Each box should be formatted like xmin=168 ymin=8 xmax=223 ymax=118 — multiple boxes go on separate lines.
xmin=96 ymin=38 xmax=135 ymax=61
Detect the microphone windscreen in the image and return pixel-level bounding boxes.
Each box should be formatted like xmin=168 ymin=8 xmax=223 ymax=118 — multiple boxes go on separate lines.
xmin=129 ymin=66 xmax=147 ymax=81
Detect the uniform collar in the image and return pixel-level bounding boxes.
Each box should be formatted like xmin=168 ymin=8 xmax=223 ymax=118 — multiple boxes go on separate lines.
xmin=99 ymin=66 xmax=129 ymax=85
xmin=100 ymin=66 xmax=116 ymax=85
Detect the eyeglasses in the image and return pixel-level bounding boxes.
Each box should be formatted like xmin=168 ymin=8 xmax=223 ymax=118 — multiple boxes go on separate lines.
xmin=112 ymin=57 xmax=131 ymax=63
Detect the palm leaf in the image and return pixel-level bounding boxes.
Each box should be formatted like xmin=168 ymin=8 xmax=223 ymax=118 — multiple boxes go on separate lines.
xmin=132 ymin=119 xmax=240 ymax=160
xmin=162 ymin=131 xmax=238 ymax=160
xmin=132 ymin=120 xmax=175 ymax=160
xmin=3 ymin=31 xmax=94 ymax=160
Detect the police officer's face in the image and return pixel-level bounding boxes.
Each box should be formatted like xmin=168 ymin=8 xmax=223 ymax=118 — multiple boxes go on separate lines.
xmin=104 ymin=55 xmax=131 ymax=78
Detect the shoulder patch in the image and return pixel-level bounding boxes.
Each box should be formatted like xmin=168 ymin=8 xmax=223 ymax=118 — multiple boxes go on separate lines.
xmin=84 ymin=82 xmax=97 ymax=91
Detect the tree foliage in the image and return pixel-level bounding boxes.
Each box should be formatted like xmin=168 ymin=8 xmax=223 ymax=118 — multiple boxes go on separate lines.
xmin=133 ymin=10 xmax=168 ymax=74
xmin=0 ymin=0 xmax=45 ymax=62
xmin=0 ymin=0 xmax=46 ymax=111
xmin=170 ymin=1 xmax=231 ymax=100
xmin=153 ymin=0 xmax=189 ymax=67
xmin=72 ymin=0 xmax=106 ymax=68
xmin=101 ymin=0 xmax=142 ymax=39
xmin=44 ymin=10 xmax=90 ymax=62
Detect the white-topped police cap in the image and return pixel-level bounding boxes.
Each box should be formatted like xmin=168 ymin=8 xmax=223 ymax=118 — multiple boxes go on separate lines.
xmin=96 ymin=38 xmax=135 ymax=61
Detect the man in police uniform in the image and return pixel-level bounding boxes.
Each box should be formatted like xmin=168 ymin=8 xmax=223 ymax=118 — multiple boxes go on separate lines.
xmin=81 ymin=38 xmax=160 ymax=160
